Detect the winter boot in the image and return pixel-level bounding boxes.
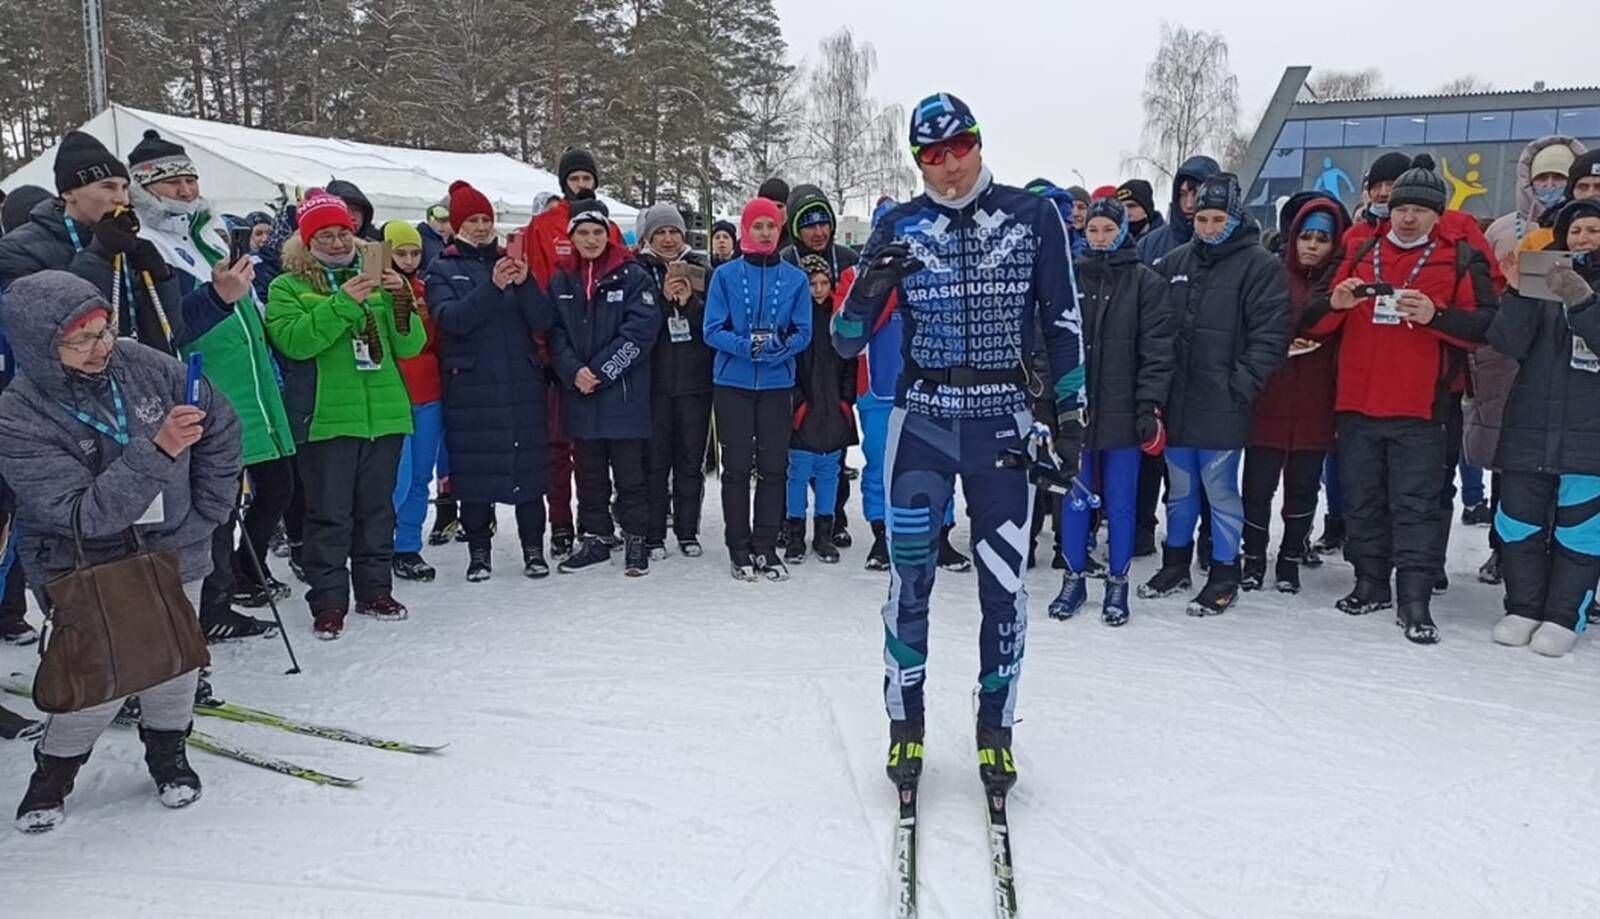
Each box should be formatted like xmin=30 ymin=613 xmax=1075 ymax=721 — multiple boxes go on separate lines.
xmin=1396 ymin=600 xmax=1440 ymax=645
xmin=1336 ymin=578 xmax=1393 ymax=616
xmin=729 ymin=548 xmax=757 ymax=582
xmin=1048 ymin=572 xmax=1088 ymax=621
xmin=677 ymin=536 xmax=703 ymax=558
xmin=0 ymin=705 xmax=41 ymax=741
xmin=885 ymin=718 xmax=925 ymax=788
xmin=549 ymin=525 xmax=576 ymax=560
xmin=1187 ymin=561 xmax=1240 ymax=617
xmin=1082 ymin=554 xmax=1106 ymax=579
xmin=1461 ymin=502 xmax=1492 ymax=526
xmin=1313 ymin=516 xmax=1345 ymax=555
xmin=832 ymin=514 xmax=853 ymax=549
xmin=1492 ymin=614 xmax=1541 ymax=647
xmin=466 ymin=545 xmax=492 ymax=582
xmin=14 ymin=747 xmax=90 ymax=833
xmin=1139 ymin=544 xmax=1194 ymax=599
xmin=198 ymin=605 xmax=277 ymax=643
xmin=1102 ymin=576 xmax=1131 ymax=627
xmin=140 ymin=726 xmax=202 ymax=809
xmin=645 ymin=540 xmax=668 ymax=561
xmin=1530 ymin=622 xmax=1580 ymax=658
xmin=356 ymin=593 xmax=409 ymax=621
xmin=287 ymin=542 xmax=306 ymax=582
xmin=1478 ymin=549 xmax=1503 ymax=585
xmin=1239 ymin=554 xmax=1267 ymax=592
xmin=1197 ymin=530 xmax=1213 ymax=574
xmin=813 ymin=516 xmax=841 ymax=564
xmin=624 ymin=535 xmax=650 ymax=577
xmin=392 ymin=552 xmax=436 ymax=582
xmin=312 ymin=608 xmax=346 ymax=641
xmin=976 ymin=723 xmax=1017 ymax=795
xmin=783 ymin=518 xmax=807 ymax=565
xmin=1051 ymin=547 xmax=1067 ymax=570
xmin=866 ymin=521 xmax=890 ymax=571
xmin=753 ymin=550 xmax=790 ymax=582
xmin=230 ymin=580 xmax=273 ymax=609
xmin=0 ymin=619 xmax=39 ymax=647
xmin=937 ymin=525 xmax=972 ymax=572
xmin=523 ymin=545 xmax=551 ymax=579
xmin=428 ymin=498 xmax=461 ymax=546
xmin=268 ymin=522 xmax=290 ymax=558
xmin=558 ymin=535 xmax=611 ymax=574
xmin=1134 ymin=527 xmax=1158 ymax=558
xmin=1433 ymin=573 xmax=1450 ymax=595
xmin=1274 ymin=555 xmax=1301 ymax=594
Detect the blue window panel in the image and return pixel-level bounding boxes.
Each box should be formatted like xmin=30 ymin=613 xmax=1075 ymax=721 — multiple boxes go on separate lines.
xmin=1260 ymin=146 xmax=1304 ymax=179
xmin=1275 ymin=120 xmax=1305 ymax=148
xmin=1305 ymin=119 xmax=1344 ymax=148
xmin=1384 ymin=115 xmax=1427 ymax=146
xmin=1512 ymin=109 xmax=1558 ymax=140
xmin=1559 ymin=107 xmax=1600 ymax=137
xmin=1468 ymin=111 xmax=1512 ymax=142
xmin=1342 ymin=117 xmax=1383 ymax=146
xmin=1426 ymin=113 xmax=1469 ymax=144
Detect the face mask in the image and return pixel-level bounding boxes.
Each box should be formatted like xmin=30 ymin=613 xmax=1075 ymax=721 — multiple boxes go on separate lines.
xmin=313 ymin=247 xmax=356 ymax=268
xmin=1386 ymin=229 xmax=1432 ymax=250
xmin=1368 ymin=203 xmax=1390 ymax=220
xmin=1198 ymin=215 xmax=1240 ymax=246
xmin=1534 ymin=186 xmax=1566 ymax=209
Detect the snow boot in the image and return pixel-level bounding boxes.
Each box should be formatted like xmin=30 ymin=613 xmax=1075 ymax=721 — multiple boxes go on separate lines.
xmin=466 ymin=545 xmax=492 ymax=582
xmin=199 ymin=605 xmax=277 ymax=643
xmin=312 ymin=608 xmax=346 ymax=641
xmin=392 ymin=552 xmax=436 ymax=582
xmin=1274 ymin=555 xmax=1301 ymax=594
xmin=1133 ymin=527 xmax=1157 ymax=558
xmin=812 ymin=516 xmax=841 ymax=564
xmin=428 ymin=498 xmax=461 ymax=546
xmin=885 ymin=718 xmax=925 ymax=788
xmin=1461 ymin=502 xmax=1492 ymax=526
xmin=624 ymin=535 xmax=650 ymax=577
xmin=1492 ymin=614 xmax=1541 ymax=647
xmin=523 ymin=545 xmax=551 ymax=579
xmin=1197 ymin=530 xmax=1213 ymax=574
xmin=1102 ymin=576 xmax=1131 ymax=627
xmin=1048 ymin=572 xmax=1088 ymax=621
xmin=558 ymin=536 xmax=611 ymax=574
xmin=753 ymin=550 xmax=790 ymax=582
xmin=783 ymin=518 xmax=807 ymax=565
xmin=14 ymin=747 xmax=90 ymax=833
xmin=0 ymin=619 xmax=39 ymax=647
xmin=1337 ymin=579 xmax=1392 ymax=616
xmin=937 ymin=525 xmax=972 ymax=572
xmin=1433 ymin=573 xmax=1450 ymax=595
xmin=729 ymin=548 xmax=758 ymax=582
xmin=976 ymin=723 xmax=1017 ymax=795
xmin=356 ymin=593 xmax=409 ymax=621
xmin=1478 ymin=549 xmax=1503 ymax=585
xmin=865 ymin=521 xmax=890 ymax=571
xmin=550 ymin=525 xmax=576 ymax=560
xmin=645 ymin=540 xmax=668 ymax=561
xmin=140 ymin=726 xmax=201 ymax=809
xmin=1187 ymin=561 xmax=1240 ymax=617
xmin=287 ymin=542 xmax=306 ymax=582
xmin=678 ymin=536 xmax=703 ymax=558
xmin=1396 ymin=600 xmax=1440 ymax=645
xmin=1139 ymin=544 xmax=1194 ymax=599
xmin=1530 ymin=622 xmax=1580 ymax=658
xmin=1313 ymin=516 xmax=1345 ymax=555
xmin=832 ymin=515 xmax=853 ymax=549
xmin=1239 ymin=554 xmax=1267 ymax=592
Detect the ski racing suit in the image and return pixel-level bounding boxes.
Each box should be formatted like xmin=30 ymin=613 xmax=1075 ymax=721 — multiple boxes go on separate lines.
xmin=834 ymin=168 xmax=1085 ymax=730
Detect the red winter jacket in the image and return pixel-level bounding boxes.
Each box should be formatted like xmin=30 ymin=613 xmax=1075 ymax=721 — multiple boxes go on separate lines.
xmin=396 ymin=274 xmax=442 ymax=406
xmin=1251 ymin=199 xmax=1347 ymax=452
xmin=1308 ymin=219 xmax=1497 ymax=422
xmin=521 ymin=199 xmax=626 ymax=291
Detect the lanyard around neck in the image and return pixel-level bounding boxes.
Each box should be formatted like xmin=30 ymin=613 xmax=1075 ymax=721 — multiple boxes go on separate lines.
xmin=59 ymin=378 xmax=129 ymax=446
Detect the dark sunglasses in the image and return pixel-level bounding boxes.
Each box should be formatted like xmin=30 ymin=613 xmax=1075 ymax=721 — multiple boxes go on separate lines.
xmin=915 ymin=133 xmax=979 ymax=166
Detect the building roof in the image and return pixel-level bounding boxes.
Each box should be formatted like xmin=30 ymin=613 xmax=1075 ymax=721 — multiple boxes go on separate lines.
xmin=1291 ymin=86 xmax=1600 ymax=119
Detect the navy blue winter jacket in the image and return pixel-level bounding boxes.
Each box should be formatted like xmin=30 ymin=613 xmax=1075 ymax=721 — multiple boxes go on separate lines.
xmin=548 ymin=247 xmax=662 ymax=440
xmin=1136 ymin=156 xmax=1222 ymax=266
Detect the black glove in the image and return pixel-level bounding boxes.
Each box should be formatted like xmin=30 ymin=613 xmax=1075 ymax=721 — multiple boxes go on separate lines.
xmin=1052 ymin=414 xmax=1084 ymax=479
xmin=853 ymin=242 xmax=924 ymax=302
xmin=88 ymin=208 xmax=141 ymax=258
xmin=1135 ymin=404 xmax=1167 ymax=456
xmin=127 ymin=239 xmax=170 ymax=280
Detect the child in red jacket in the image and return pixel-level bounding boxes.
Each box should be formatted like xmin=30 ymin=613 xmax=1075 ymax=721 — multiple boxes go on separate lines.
xmin=384 ymin=220 xmax=446 ymax=581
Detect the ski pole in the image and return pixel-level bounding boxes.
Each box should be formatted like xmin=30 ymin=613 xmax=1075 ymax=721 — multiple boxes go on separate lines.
xmin=234 ymin=492 xmax=301 ymax=675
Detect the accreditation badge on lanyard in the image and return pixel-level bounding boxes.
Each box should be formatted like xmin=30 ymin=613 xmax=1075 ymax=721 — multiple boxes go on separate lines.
xmin=1572 ymin=335 xmax=1600 ymax=373
xmin=1371 ymin=240 xmax=1436 ymax=327
xmin=667 ymin=312 xmax=692 ymax=343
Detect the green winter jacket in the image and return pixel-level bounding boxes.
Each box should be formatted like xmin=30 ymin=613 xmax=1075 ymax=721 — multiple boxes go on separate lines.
xmin=265 ymin=237 xmax=425 ymax=444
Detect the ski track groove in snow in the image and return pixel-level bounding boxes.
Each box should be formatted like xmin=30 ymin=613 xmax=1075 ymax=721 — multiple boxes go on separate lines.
xmin=1 ymin=483 xmax=1597 ymax=918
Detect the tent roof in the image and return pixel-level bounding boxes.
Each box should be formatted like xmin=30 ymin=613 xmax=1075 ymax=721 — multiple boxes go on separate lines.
xmin=0 ymin=104 xmax=636 ymax=227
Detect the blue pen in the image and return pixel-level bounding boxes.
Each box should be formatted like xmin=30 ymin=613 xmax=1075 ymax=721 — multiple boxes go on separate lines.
xmin=185 ymin=353 xmax=204 ymax=406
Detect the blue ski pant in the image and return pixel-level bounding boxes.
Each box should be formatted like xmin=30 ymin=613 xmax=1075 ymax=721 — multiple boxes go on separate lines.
xmin=882 ymin=408 xmax=1034 ymax=730
xmin=787 ymin=449 xmax=842 ymax=519
xmin=393 ymin=402 xmax=446 ymax=555
xmin=1061 ymin=447 xmax=1142 ymax=578
xmin=1495 ymin=470 xmax=1600 ymax=633
xmin=1163 ymin=447 xmax=1244 ymax=565
xmin=860 ymin=394 xmax=954 ymax=527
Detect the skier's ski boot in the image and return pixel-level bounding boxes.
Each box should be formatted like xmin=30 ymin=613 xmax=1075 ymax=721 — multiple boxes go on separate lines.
xmin=1197 ymin=530 xmax=1213 ymax=574
xmin=1274 ymin=555 xmax=1301 ymax=594
xmin=753 ymin=551 xmax=790 ymax=582
xmin=624 ymin=535 xmax=650 ymax=577
xmin=392 ymin=552 xmax=436 ymax=582
xmin=1397 ymin=601 xmax=1440 ymax=645
xmin=141 ymin=726 xmax=201 ymax=809
xmin=885 ymin=718 xmax=925 ymax=788
xmin=1102 ymin=576 xmax=1131 ymax=627
xmin=729 ymin=548 xmax=757 ymax=582
xmin=14 ymin=747 xmax=90 ymax=833
xmin=976 ymin=723 xmax=1017 ymax=795
xmin=937 ymin=525 xmax=972 ymax=572
xmin=1337 ymin=579 xmax=1392 ymax=616
xmin=1048 ymin=572 xmax=1088 ymax=621
xmin=1138 ymin=544 xmax=1194 ymax=599
xmin=866 ymin=521 xmax=890 ymax=571
xmin=0 ymin=704 xmax=41 ymax=741
xmin=782 ymin=518 xmax=807 ymax=565
xmin=1187 ymin=561 xmax=1240 ymax=617
xmin=523 ymin=545 xmax=551 ymax=579
xmin=1478 ymin=549 xmax=1503 ymax=585
xmin=1239 ymin=554 xmax=1267 ymax=592
xmin=1313 ymin=516 xmax=1344 ymax=555
xmin=466 ymin=546 xmax=492 ymax=582
xmin=813 ymin=516 xmax=841 ymax=564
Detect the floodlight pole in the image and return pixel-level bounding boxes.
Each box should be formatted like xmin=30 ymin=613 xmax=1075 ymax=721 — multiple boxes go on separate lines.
xmin=83 ymin=0 xmax=108 ymax=115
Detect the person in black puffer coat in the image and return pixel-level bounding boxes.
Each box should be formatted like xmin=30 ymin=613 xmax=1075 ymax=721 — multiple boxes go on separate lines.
xmin=783 ymin=256 xmax=858 ymax=565
xmin=426 ymin=181 xmax=557 ymax=583
xmin=634 ymin=203 xmax=714 ymax=557
xmin=1140 ymin=173 xmax=1291 ymax=615
xmin=1484 ymin=199 xmax=1600 ymax=658
xmin=548 ymin=199 xmax=662 ymax=576
xmin=326 ymin=179 xmax=381 ymax=242
xmin=1046 ymin=197 xmax=1174 ymax=627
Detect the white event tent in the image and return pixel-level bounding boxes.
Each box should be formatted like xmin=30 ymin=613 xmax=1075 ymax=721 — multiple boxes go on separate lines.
xmin=0 ymin=104 xmax=637 ymax=229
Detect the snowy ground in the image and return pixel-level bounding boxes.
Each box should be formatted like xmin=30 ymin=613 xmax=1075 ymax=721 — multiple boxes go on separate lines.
xmin=2 ymin=483 xmax=1598 ymax=919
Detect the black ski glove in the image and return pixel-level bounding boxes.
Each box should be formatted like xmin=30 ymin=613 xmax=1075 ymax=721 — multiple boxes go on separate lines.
xmin=853 ymin=242 xmax=924 ymax=302
xmin=128 ymin=239 xmax=170 ymax=280
xmin=87 ymin=208 xmax=141 ymax=258
xmin=1053 ymin=412 xmax=1084 ymax=479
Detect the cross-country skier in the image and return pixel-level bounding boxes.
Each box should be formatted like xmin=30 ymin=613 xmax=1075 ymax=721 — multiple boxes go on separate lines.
xmin=833 ymin=92 xmax=1085 ymax=796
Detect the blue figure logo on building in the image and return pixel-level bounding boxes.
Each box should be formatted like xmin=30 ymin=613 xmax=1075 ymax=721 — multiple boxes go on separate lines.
xmin=1312 ymin=157 xmax=1355 ymax=201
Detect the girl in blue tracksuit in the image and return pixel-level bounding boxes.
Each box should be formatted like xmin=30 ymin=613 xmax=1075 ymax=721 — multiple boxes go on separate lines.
xmin=703 ymin=197 xmax=812 ymax=581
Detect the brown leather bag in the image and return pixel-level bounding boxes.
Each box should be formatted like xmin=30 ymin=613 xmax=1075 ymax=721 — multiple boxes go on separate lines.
xmin=33 ymin=506 xmax=210 ymax=714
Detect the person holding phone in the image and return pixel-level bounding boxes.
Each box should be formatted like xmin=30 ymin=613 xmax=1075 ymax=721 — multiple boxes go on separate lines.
xmin=126 ymin=130 xmax=291 ymax=643
xmin=383 ymin=220 xmax=446 ymax=583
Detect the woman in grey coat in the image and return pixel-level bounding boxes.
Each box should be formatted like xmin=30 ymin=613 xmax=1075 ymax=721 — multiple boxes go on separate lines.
xmin=0 ymin=270 xmax=241 ymax=833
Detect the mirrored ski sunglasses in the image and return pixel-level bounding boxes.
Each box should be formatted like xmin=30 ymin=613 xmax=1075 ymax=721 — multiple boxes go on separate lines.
xmin=914 ymin=132 xmax=980 ymax=166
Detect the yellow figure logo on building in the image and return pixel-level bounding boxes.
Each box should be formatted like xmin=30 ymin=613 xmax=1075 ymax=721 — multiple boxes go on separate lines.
xmin=1442 ymin=153 xmax=1489 ymax=211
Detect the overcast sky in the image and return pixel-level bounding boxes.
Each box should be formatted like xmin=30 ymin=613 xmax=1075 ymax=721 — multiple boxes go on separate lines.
xmin=772 ymin=0 xmax=1593 ymax=207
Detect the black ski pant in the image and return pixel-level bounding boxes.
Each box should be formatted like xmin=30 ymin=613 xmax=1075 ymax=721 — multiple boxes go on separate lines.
xmin=1495 ymin=470 xmax=1600 ymax=631
xmin=1336 ymin=413 xmax=1447 ymax=603
xmin=199 ymin=456 xmax=296 ymax=613
xmin=1242 ymin=447 xmax=1324 ymax=560
xmin=462 ymin=500 xmax=546 ymax=552
xmin=714 ymin=386 xmax=790 ymax=554
xmin=647 ymin=391 xmax=713 ymax=543
xmin=296 ymin=435 xmax=403 ymax=612
xmin=575 ymin=438 xmax=648 ymax=539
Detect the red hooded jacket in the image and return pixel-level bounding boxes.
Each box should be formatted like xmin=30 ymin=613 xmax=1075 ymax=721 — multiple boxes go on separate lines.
xmin=395 ymin=274 xmax=442 ymax=406
xmin=521 ymin=198 xmax=626 ymax=290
